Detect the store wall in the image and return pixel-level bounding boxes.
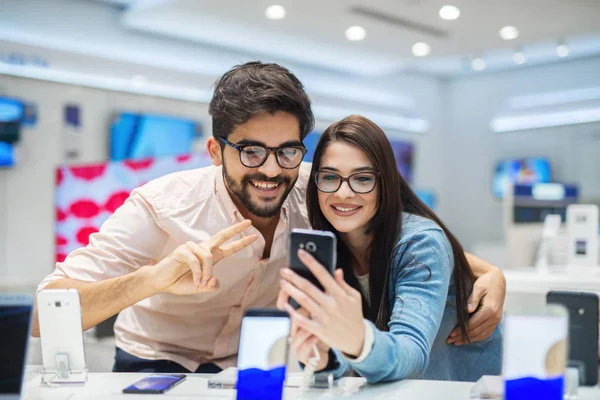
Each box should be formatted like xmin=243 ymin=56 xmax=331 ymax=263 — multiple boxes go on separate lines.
xmin=0 ymin=77 xmax=211 ymax=287
xmin=0 ymin=74 xmax=446 ymax=286
xmin=3 ymin=55 xmax=600 ymax=284
xmin=441 ymin=56 xmax=600 ymax=255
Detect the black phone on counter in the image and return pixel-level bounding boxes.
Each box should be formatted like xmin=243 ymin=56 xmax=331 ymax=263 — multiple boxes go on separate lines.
xmin=122 ymin=374 xmax=187 ymax=394
xmin=289 ymin=228 xmax=337 ymax=291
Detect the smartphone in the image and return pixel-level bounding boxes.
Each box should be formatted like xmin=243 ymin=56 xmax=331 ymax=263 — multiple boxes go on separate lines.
xmin=236 ymin=309 xmax=290 ymax=400
xmin=37 ymin=289 xmax=86 ymax=374
xmin=289 ymin=228 xmax=337 ymax=291
xmin=0 ymin=293 xmax=33 ymax=397
xmin=502 ymin=305 xmax=569 ymax=399
xmin=122 ymin=374 xmax=186 ymax=394
xmin=547 ymin=291 xmax=598 ymax=386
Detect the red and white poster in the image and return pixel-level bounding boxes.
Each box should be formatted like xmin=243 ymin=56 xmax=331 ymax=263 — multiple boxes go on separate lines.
xmin=55 ymin=153 xmax=213 ymax=263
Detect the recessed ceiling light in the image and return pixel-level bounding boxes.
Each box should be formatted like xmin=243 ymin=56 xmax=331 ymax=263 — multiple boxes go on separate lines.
xmin=265 ymin=5 xmax=286 ymax=20
xmin=499 ymin=26 xmax=519 ymax=40
xmin=471 ymin=57 xmax=486 ymax=71
xmin=439 ymin=5 xmax=460 ymax=20
xmin=556 ymin=44 xmax=569 ymax=58
xmin=412 ymin=42 xmax=431 ymax=57
xmin=513 ymin=51 xmax=526 ymax=65
xmin=345 ymin=26 xmax=366 ymax=41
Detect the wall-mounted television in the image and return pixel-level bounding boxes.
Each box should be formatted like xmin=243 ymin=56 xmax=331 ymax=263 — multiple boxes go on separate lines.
xmin=0 ymin=96 xmax=23 ymax=144
xmin=415 ymin=189 xmax=437 ymax=210
xmin=493 ymin=157 xmax=552 ymax=199
xmin=110 ymin=112 xmax=197 ymax=161
xmin=0 ymin=142 xmax=15 ymax=167
xmin=390 ymin=140 xmax=414 ymax=184
xmin=302 ymin=132 xmax=321 ymax=163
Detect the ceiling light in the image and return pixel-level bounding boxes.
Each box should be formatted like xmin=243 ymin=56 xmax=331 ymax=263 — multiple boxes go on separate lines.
xmin=132 ymin=75 xmax=147 ymax=88
xmin=513 ymin=50 xmax=526 ymax=65
xmin=509 ymin=86 xmax=600 ymax=109
xmin=499 ymin=26 xmax=519 ymax=40
xmin=345 ymin=26 xmax=366 ymax=41
xmin=471 ymin=57 xmax=486 ymax=71
xmin=0 ymin=63 xmax=212 ymax=102
xmin=265 ymin=5 xmax=286 ymax=20
xmin=490 ymin=107 xmax=600 ymax=133
xmin=313 ymin=105 xmax=429 ymax=133
xmin=412 ymin=42 xmax=431 ymax=57
xmin=556 ymin=43 xmax=569 ymax=58
xmin=439 ymin=5 xmax=460 ymax=20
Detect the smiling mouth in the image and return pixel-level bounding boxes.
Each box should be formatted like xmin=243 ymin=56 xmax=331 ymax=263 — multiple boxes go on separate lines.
xmin=332 ymin=205 xmax=361 ymax=212
xmin=250 ymin=180 xmax=282 ymax=191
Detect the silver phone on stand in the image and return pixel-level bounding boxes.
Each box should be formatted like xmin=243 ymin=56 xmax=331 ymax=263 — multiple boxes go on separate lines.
xmin=37 ymin=289 xmax=86 ymax=382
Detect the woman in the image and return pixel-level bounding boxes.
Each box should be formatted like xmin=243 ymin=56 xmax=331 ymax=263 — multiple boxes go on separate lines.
xmin=276 ymin=115 xmax=502 ymax=383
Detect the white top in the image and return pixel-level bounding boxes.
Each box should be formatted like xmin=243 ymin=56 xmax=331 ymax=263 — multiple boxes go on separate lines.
xmin=356 ymin=273 xmax=371 ymax=306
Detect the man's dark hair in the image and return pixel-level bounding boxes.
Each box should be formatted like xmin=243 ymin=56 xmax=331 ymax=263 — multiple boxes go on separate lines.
xmin=209 ymin=61 xmax=314 ymax=140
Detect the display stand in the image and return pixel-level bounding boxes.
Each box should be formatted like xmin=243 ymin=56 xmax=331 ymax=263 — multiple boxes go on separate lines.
xmin=41 ymin=352 xmax=88 ymax=385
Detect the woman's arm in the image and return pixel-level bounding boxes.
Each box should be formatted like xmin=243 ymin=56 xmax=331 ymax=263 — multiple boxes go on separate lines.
xmin=335 ymin=229 xmax=452 ymax=383
xmin=278 ymin=229 xmax=453 ymax=383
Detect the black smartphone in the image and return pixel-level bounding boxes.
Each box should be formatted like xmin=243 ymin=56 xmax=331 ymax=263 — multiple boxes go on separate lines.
xmin=236 ymin=309 xmax=291 ymax=399
xmin=289 ymin=228 xmax=337 ymax=291
xmin=122 ymin=374 xmax=187 ymax=394
xmin=546 ymin=291 xmax=599 ymax=386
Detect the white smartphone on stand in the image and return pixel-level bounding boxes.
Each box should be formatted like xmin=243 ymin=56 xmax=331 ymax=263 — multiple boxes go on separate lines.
xmin=37 ymin=289 xmax=86 ymax=380
xmin=236 ymin=309 xmax=290 ymax=400
xmin=502 ymin=305 xmax=569 ymax=399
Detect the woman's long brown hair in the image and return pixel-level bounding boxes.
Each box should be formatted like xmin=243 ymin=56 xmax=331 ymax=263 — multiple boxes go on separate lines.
xmin=306 ymin=115 xmax=473 ymax=339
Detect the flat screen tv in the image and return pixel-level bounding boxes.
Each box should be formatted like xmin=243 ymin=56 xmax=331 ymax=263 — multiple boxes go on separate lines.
xmin=110 ymin=112 xmax=197 ymax=161
xmin=302 ymin=132 xmax=321 ymax=163
xmin=0 ymin=142 xmax=15 ymax=167
xmin=390 ymin=140 xmax=414 ymax=185
xmin=0 ymin=96 xmax=23 ymax=144
xmin=415 ymin=189 xmax=437 ymax=210
xmin=493 ymin=157 xmax=552 ymax=199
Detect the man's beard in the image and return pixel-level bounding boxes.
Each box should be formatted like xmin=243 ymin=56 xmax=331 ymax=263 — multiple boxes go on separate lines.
xmin=223 ymin=164 xmax=297 ymax=218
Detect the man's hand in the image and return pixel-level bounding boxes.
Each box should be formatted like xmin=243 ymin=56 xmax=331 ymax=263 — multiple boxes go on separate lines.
xmin=447 ymin=266 xmax=506 ymax=345
xmin=149 ymin=220 xmax=257 ymax=295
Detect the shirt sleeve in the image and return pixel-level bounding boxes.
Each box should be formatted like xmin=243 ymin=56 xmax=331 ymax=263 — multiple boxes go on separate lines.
xmin=37 ymin=190 xmax=169 ymax=292
xmin=324 ymin=228 xmax=453 ymax=383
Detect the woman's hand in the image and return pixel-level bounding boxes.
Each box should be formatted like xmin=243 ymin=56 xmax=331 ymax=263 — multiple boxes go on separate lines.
xmin=291 ymin=327 xmax=330 ymax=371
xmin=288 ymin=308 xmax=330 ymax=370
xmin=276 ymin=249 xmax=365 ymax=357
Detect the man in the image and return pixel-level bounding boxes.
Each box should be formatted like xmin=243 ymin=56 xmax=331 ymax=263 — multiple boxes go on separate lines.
xmin=33 ymin=62 xmax=505 ymax=373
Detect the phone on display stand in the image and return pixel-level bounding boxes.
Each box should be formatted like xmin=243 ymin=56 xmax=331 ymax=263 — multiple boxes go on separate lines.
xmin=289 ymin=229 xmax=337 ymax=291
xmin=236 ymin=309 xmax=290 ymax=400
xmin=502 ymin=305 xmax=569 ymax=400
xmin=37 ymin=289 xmax=87 ymax=381
xmin=122 ymin=374 xmax=187 ymax=394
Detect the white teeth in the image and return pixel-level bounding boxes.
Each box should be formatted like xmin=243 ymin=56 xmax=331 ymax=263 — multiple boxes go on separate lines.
xmin=333 ymin=206 xmax=359 ymax=212
xmin=252 ymin=180 xmax=279 ymax=189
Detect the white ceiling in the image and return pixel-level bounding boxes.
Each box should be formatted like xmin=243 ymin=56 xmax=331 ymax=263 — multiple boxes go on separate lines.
xmin=111 ymin=0 xmax=600 ymax=76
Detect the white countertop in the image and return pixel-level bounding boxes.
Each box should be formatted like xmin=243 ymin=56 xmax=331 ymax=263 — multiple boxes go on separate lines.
xmin=21 ymin=370 xmax=600 ymax=400
xmin=21 ymin=371 xmax=473 ymax=400
xmin=504 ymin=266 xmax=600 ymax=294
